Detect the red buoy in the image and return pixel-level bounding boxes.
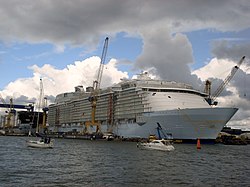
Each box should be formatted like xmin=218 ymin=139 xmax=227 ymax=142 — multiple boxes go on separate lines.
xmin=197 ymin=138 xmax=201 ymax=149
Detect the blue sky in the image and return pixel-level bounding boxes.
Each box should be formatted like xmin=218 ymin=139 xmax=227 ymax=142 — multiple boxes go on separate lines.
xmin=0 ymin=32 xmax=144 ymax=89
xmin=0 ymin=0 xmax=250 ymax=129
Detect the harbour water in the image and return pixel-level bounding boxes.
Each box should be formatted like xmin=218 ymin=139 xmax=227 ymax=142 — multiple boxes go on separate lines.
xmin=0 ymin=136 xmax=249 ymax=187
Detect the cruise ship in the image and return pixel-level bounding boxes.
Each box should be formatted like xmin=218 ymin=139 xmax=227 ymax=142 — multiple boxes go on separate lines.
xmin=47 ymin=72 xmax=238 ymax=142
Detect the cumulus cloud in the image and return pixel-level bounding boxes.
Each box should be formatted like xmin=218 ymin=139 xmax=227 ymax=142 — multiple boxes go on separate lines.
xmin=0 ymin=57 xmax=128 ymax=105
xmin=192 ymin=56 xmax=250 ymax=130
xmin=193 ymin=58 xmax=235 ymax=81
xmin=135 ymin=27 xmax=202 ymax=89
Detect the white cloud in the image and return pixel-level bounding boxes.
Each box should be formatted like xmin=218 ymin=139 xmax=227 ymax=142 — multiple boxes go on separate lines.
xmin=193 ymin=58 xmax=236 ymax=81
xmin=192 ymin=57 xmax=250 ymax=130
xmin=54 ymin=44 xmax=65 ymax=53
xmin=0 ymin=56 xmax=128 ymax=105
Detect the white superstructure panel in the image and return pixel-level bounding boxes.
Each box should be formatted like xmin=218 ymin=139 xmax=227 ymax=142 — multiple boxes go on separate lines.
xmin=147 ymin=92 xmax=210 ymax=111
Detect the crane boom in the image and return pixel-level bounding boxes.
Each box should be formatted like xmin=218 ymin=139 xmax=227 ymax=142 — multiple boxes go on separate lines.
xmin=85 ymin=37 xmax=109 ymax=134
xmin=208 ymin=56 xmax=245 ymax=105
xmin=93 ymin=37 xmax=109 ymax=91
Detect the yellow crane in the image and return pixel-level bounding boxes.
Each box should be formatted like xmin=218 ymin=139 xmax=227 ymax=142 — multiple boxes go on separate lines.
xmin=84 ymin=37 xmax=109 ymax=134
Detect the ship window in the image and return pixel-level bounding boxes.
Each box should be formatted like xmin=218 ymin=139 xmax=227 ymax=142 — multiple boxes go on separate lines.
xmin=152 ymin=93 xmax=156 ymax=96
xmin=143 ymin=88 xmax=206 ymax=97
xmin=149 ymin=89 xmax=157 ymax=91
xmin=168 ymin=96 xmax=171 ymax=98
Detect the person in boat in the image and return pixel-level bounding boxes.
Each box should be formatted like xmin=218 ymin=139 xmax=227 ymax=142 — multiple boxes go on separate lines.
xmin=40 ymin=137 xmax=45 ymax=143
xmin=43 ymin=137 xmax=50 ymax=144
xmin=40 ymin=137 xmax=50 ymax=144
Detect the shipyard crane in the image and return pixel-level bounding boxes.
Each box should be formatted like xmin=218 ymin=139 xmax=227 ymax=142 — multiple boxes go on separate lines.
xmin=0 ymin=95 xmax=14 ymax=130
xmin=42 ymin=97 xmax=49 ymax=132
xmin=206 ymin=56 xmax=245 ymax=105
xmin=85 ymin=37 xmax=109 ymax=134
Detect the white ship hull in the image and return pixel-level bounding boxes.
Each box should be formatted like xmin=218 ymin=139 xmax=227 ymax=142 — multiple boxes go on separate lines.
xmin=114 ymin=107 xmax=238 ymax=140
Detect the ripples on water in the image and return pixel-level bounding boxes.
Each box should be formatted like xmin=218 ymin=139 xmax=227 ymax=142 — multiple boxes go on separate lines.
xmin=0 ymin=136 xmax=249 ymax=187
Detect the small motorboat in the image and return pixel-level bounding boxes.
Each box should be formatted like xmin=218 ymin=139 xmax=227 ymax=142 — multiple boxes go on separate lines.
xmin=138 ymin=122 xmax=175 ymax=151
xmin=139 ymin=139 xmax=175 ymax=151
xmin=26 ymin=137 xmax=53 ymax=149
xmin=102 ymin=133 xmax=115 ymax=141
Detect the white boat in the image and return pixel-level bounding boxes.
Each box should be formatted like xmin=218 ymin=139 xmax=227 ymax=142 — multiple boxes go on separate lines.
xmin=102 ymin=133 xmax=115 ymax=140
xmin=139 ymin=139 xmax=175 ymax=151
xmin=0 ymin=130 xmax=6 ymax=135
xmin=47 ymin=72 xmax=238 ymax=142
xmin=26 ymin=137 xmax=53 ymax=148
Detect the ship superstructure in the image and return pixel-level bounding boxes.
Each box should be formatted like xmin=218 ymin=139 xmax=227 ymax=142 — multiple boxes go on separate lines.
xmin=47 ymin=72 xmax=238 ymax=141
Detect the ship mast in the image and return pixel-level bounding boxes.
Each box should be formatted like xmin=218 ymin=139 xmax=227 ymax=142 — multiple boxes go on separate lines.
xmin=36 ymin=78 xmax=44 ymax=133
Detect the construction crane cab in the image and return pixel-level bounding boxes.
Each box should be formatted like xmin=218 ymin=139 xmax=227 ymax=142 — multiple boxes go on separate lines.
xmin=84 ymin=37 xmax=109 ymax=134
xmin=205 ymin=56 xmax=245 ymax=105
